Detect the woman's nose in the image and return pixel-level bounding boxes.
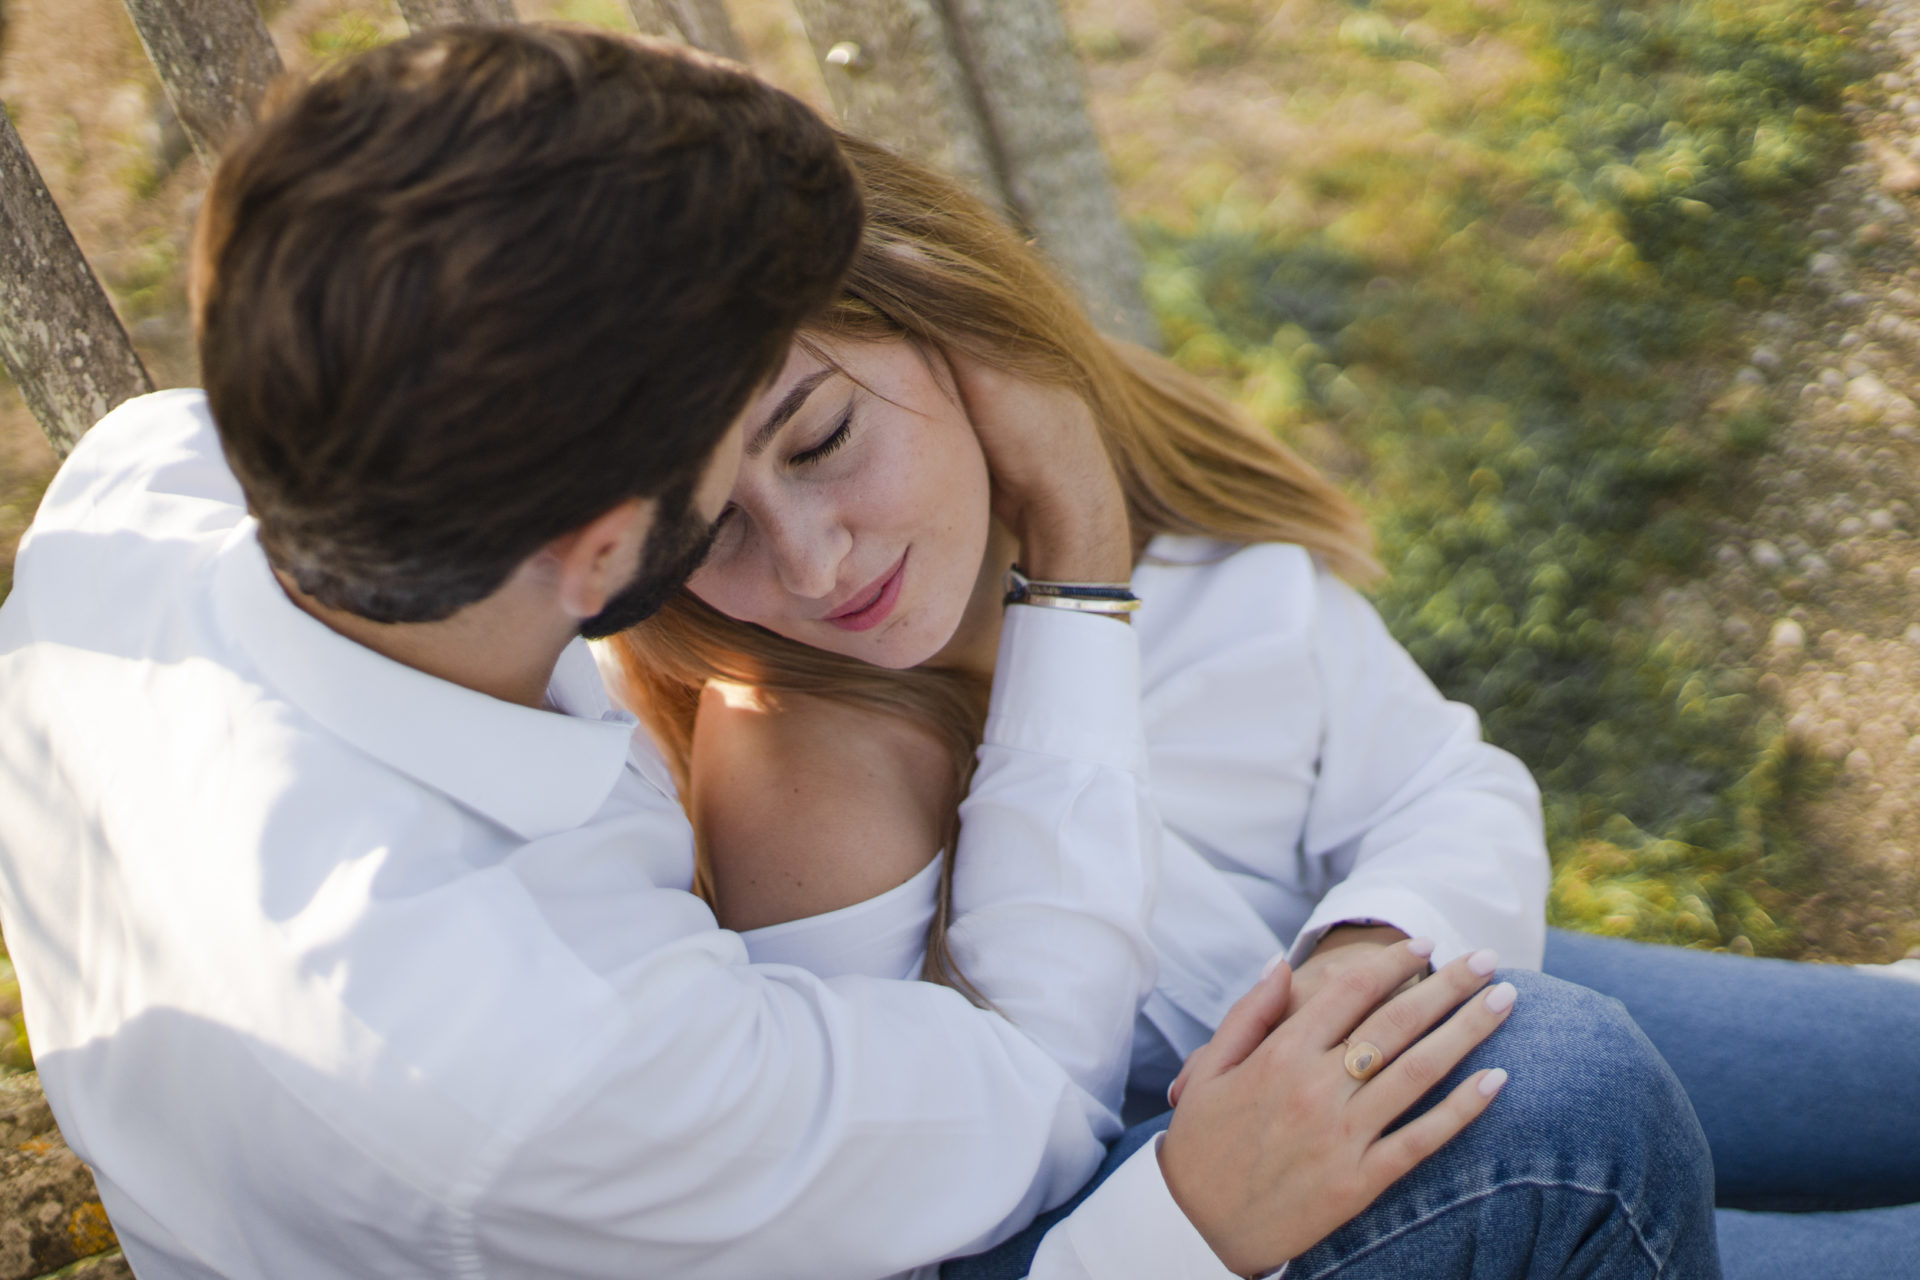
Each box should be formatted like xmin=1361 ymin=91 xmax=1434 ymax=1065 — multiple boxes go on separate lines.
xmin=763 ymin=511 xmax=849 ymax=603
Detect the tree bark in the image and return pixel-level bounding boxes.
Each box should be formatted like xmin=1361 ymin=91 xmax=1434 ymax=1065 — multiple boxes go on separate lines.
xmin=787 ymin=0 xmax=1003 ymax=207
xmin=941 ymin=0 xmax=1156 ymax=347
xmin=395 ymin=0 xmax=516 ymax=31
xmin=119 ymin=0 xmax=281 ymax=166
xmin=790 ymin=0 xmax=1154 ymax=346
xmin=0 ymin=102 xmax=153 ymax=460
xmin=624 ymin=0 xmax=746 ymax=61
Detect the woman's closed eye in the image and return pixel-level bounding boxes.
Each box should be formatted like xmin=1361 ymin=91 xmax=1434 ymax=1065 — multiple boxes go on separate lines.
xmin=791 ymin=406 xmax=854 ymax=466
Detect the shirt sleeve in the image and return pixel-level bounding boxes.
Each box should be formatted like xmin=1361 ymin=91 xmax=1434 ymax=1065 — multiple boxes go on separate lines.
xmin=1025 ymin=1136 xmax=1240 ymax=1279
xmin=1286 ymin=567 xmax=1548 ymax=971
xmin=471 ymin=607 xmax=1161 ymax=1279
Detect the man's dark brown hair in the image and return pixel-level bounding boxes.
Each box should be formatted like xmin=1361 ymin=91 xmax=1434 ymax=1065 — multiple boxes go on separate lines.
xmin=192 ymin=25 xmax=861 ymax=623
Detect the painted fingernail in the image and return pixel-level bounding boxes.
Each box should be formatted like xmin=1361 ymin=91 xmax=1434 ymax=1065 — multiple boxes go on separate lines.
xmin=1261 ymin=952 xmax=1287 ymax=980
xmin=1484 ymin=981 xmax=1518 ymax=1013
xmin=1467 ymin=948 xmax=1500 ymax=977
xmin=1405 ymin=936 xmax=1436 ymax=958
xmin=1478 ymin=1068 xmax=1509 ymax=1098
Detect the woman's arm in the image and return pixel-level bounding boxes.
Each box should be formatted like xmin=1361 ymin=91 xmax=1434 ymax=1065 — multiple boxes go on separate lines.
xmin=1293 ymin=564 xmax=1549 ymax=970
xmin=690 ymin=681 xmax=952 ymax=933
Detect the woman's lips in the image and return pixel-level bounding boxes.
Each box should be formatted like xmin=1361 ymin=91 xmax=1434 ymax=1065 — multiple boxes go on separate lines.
xmin=825 ymin=553 xmax=907 ymax=632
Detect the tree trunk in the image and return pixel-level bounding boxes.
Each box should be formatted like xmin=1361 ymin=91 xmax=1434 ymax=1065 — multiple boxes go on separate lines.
xmin=0 ymin=102 xmax=153 ymax=459
xmin=119 ymin=0 xmax=281 ymax=166
xmin=395 ymin=0 xmax=517 ymax=31
xmin=790 ymin=0 xmax=1154 ymax=346
xmin=787 ymin=0 xmax=1003 ymax=207
xmin=940 ymin=0 xmax=1156 ymax=347
xmin=624 ymin=0 xmax=746 ymax=61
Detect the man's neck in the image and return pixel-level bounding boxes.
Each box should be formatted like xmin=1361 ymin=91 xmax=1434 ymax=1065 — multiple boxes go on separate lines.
xmin=273 ymin=570 xmax=575 ymax=710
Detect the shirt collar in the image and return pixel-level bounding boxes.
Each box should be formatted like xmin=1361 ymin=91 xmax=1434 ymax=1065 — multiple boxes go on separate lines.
xmin=211 ymin=521 xmax=633 ymax=841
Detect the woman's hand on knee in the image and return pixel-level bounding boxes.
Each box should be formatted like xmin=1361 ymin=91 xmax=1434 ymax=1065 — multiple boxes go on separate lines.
xmin=1158 ymin=939 xmax=1516 ymax=1277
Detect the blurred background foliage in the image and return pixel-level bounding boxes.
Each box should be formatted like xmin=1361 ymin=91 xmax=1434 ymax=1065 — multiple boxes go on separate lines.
xmin=1130 ymin=0 xmax=1857 ymax=954
xmin=0 ymin=0 xmax=1876 ymax=1070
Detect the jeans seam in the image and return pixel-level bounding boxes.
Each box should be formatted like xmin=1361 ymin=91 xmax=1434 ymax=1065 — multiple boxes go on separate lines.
xmin=1293 ymin=1178 xmax=1667 ymax=1280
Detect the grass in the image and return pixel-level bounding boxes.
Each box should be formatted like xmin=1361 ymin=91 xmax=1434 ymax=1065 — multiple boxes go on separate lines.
xmin=1142 ymin=0 xmax=1859 ymax=955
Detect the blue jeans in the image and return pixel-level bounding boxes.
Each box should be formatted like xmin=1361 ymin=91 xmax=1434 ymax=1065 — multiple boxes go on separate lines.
xmin=948 ymin=967 xmax=1722 ymax=1278
xmin=947 ymin=935 xmax=1920 ymax=1278
xmin=1543 ymin=930 xmax=1920 ymax=1278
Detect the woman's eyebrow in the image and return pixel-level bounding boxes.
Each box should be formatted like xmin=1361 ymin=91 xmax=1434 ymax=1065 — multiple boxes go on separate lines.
xmin=746 ymin=368 xmax=836 ymax=458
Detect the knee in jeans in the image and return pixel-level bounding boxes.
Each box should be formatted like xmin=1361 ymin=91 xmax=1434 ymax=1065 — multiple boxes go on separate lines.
xmin=1475 ymin=970 xmax=1707 ymax=1161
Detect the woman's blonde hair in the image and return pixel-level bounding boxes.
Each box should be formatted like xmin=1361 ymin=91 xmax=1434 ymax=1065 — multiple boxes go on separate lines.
xmin=606 ymin=133 xmax=1377 ymax=1000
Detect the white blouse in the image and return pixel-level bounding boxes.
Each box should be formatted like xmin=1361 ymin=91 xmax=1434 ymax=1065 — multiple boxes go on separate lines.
xmin=743 ymin=535 xmax=1551 ymax=1103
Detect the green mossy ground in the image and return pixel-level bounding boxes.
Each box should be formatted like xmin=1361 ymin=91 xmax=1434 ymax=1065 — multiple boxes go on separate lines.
xmin=1144 ymin=0 xmax=1859 ymax=954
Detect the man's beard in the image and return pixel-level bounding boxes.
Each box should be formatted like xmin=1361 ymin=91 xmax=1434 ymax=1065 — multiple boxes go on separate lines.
xmin=578 ymin=483 xmax=719 ymax=639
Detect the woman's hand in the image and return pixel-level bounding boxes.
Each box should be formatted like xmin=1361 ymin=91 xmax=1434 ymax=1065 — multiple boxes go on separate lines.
xmin=1157 ymin=939 xmax=1515 ymax=1276
xmin=944 ymin=349 xmax=1132 ymax=584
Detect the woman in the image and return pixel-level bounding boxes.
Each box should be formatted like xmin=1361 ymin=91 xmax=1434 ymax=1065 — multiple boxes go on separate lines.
xmin=607 ymin=135 xmax=1920 ymax=1277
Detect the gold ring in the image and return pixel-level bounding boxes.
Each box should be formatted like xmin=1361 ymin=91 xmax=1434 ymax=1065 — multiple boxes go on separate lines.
xmin=1343 ymin=1039 xmax=1386 ymax=1082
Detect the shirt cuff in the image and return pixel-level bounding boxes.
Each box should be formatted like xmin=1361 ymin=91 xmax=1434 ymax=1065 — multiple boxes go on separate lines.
xmin=984 ymin=606 xmax=1144 ymax=774
xmin=1028 ymin=1133 xmax=1247 ymax=1279
xmin=1286 ymin=886 xmax=1472 ymax=971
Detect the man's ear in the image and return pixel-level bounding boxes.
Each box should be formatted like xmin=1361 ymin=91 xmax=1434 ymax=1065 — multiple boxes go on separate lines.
xmin=545 ymin=497 xmax=652 ymax=622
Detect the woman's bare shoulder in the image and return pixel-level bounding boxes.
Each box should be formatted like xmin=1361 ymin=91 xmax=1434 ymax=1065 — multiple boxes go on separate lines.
xmin=689 ymin=683 xmax=951 ymax=932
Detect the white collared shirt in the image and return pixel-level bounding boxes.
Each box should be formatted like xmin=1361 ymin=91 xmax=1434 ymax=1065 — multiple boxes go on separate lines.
xmin=742 ymin=537 xmax=1551 ymax=1104
xmin=0 ymin=390 xmax=1229 ymax=1279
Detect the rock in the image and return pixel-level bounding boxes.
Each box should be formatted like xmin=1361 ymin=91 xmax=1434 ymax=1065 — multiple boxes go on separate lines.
xmin=1769 ymin=618 xmax=1806 ymax=650
xmin=0 ymin=1074 xmax=119 ymax=1280
xmin=1845 ymin=372 xmax=1897 ymax=413
xmin=1751 ymin=541 xmax=1786 ymax=571
xmin=1751 ymin=344 xmax=1783 ymax=372
xmin=1907 ymin=623 xmax=1920 ymax=648
xmin=1799 ymin=553 xmax=1833 ymax=579
xmin=1838 ymin=516 xmax=1867 ymax=538
xmin=1847 ymin=747 xmax=1876 ymax=776
xmin=1820 ymin=367 xmax=1847 ymax=390
xmin=1869 ymin=509 xmax=1895 ymax=531
xmin=1810 ymin=251 xmax=1848 ymax=278
xmin=1883 ymin=161 xmax=1920 ymax=194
